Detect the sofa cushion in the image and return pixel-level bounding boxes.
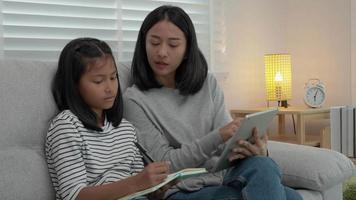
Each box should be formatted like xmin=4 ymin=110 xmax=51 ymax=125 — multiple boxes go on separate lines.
xmin=0 ymin=59 xmax=131 ymax=149
xmin=0 ymin=148 xmax=55 ymax=200
xmin=296 ymin=189 xmax=322 ymax=200
xmin=268 ymin=141 xmax=355 ymax=191
xmin=0 ymin=59 xmax=57 ymax=149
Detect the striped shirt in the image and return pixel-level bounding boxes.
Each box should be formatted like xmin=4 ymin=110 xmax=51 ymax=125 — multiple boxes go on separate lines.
xmin=45 ymin=110 xmax=144 ymax=200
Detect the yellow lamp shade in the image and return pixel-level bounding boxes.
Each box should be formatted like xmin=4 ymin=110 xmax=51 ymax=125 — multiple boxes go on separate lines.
xmin=264 ymin=54 xmax=292 ymax=101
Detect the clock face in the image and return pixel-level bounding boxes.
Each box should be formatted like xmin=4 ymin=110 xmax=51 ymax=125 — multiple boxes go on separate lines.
xmin=304 ymin=86 xmax=326 ymax=108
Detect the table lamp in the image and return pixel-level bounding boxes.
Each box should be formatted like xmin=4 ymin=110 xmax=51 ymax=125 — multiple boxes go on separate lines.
xmin=264 ymin=53 xmax=292 ymax=108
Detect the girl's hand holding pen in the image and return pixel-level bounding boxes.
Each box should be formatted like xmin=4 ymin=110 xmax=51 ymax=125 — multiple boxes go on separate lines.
xmin=145 ymin=161 xmax=177 ymax=200
xmin=133 ymin=142 xmax=177 ymax=197
xmin=136 ymin=161 xmax=171 ymax=189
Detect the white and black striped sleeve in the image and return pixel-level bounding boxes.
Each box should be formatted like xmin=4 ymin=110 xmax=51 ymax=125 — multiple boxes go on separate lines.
xmin=46 ymin=117 xmax=88 ymax=200
xmin=131 ymin=132 xmax=144 ymax=174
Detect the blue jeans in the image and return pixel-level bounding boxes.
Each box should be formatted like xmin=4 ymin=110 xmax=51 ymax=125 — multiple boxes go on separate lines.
xmin=132 ymin=197 xmax=149 ymax=200
xmin=167 ymin=156 xmax=302 ymax=200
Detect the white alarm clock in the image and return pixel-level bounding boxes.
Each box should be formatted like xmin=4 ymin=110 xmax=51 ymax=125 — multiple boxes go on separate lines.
xmin=304 ymin=79 xmax=326 ymax=108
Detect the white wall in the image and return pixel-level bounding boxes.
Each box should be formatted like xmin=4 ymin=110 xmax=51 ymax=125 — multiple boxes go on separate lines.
xmin=352 ymin=0 xmax=356 ymax=105
xmin=0 ymin=0 xmax=3 ymax=57
xmin=222 ymin=0 xmax=352 ymax=109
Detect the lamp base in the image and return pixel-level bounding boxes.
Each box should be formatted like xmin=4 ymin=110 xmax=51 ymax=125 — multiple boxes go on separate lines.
xmin=266 ymin=100 xmax=289 ymax=108
xmin=278 ymin=100 xmax=288 ymax=108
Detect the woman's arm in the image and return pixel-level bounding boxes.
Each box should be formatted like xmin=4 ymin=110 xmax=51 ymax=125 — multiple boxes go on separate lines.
xmin=123 ymin=75 xmax=236 ymax=171
xmin=124 ymin=98 xmax=224 ymax=171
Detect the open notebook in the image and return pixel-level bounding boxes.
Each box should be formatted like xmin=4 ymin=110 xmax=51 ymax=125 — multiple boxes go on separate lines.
xmin=118 ymin=168 xmax=207 ymax=200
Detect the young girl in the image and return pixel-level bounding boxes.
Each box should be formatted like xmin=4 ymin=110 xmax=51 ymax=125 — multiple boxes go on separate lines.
xmin=45 ymin=37 xmax=170 ymax=200
xmin=123 ymin=5 xmax=303 ymax=200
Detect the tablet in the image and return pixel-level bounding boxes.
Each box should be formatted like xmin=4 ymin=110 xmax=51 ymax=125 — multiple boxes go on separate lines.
xmin=212 ymin=108 xmax=278 ymax=172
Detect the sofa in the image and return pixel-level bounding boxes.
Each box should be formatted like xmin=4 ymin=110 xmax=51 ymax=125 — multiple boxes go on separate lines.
xmin=0 ymin=59 xmax=354 ymax=200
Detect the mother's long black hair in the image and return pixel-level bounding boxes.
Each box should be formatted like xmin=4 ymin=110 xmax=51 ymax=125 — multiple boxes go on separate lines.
xmin=131 ymin=5 xmax=208 ymax=95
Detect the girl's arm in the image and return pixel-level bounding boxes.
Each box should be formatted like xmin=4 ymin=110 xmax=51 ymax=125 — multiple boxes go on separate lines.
xmin=76 ymin=162 xmax=170 ymax=200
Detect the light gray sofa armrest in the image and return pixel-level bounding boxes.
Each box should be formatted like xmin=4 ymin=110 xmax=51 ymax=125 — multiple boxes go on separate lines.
xmin=268 ymin=141 xmax=355 ymax=191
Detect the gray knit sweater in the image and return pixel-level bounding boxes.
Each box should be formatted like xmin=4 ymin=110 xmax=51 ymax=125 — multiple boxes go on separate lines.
xmin=123 ymin=73 xmax=232 ymax=193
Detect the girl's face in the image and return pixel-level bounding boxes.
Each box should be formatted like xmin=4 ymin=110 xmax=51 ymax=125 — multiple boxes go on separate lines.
xmin=145 ymin=20 xmax=187 ymax=87
xmin=78 ymin=56 xmax=118 ymax=119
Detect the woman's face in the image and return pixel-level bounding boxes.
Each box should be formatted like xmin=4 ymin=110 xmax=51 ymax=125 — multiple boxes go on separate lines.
xmin=145 ymin=20 xmax=187 ymax=87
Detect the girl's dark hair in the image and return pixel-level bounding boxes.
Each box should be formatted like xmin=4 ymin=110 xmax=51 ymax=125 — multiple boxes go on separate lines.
xmin=52 ymin=37 xmax=123 ymax=131
xmin=132 ymin=5 xmax=208 ymax=95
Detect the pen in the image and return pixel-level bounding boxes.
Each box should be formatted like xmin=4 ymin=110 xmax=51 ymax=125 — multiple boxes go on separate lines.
xmin=134 ymin=142 xmax=155 ymax=163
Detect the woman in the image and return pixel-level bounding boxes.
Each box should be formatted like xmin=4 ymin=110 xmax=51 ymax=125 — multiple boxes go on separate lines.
xmin=123 ymin=5 xmax=302 ymax=200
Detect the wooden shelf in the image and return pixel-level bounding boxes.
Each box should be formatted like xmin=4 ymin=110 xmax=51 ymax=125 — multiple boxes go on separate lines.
xmin=231 ymin=107 xmax=330 ymax=148
xmin=351 ymin=158 xmax=356 ymax=164
xmin=269 ymin=134 xmax=321 ymax=147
